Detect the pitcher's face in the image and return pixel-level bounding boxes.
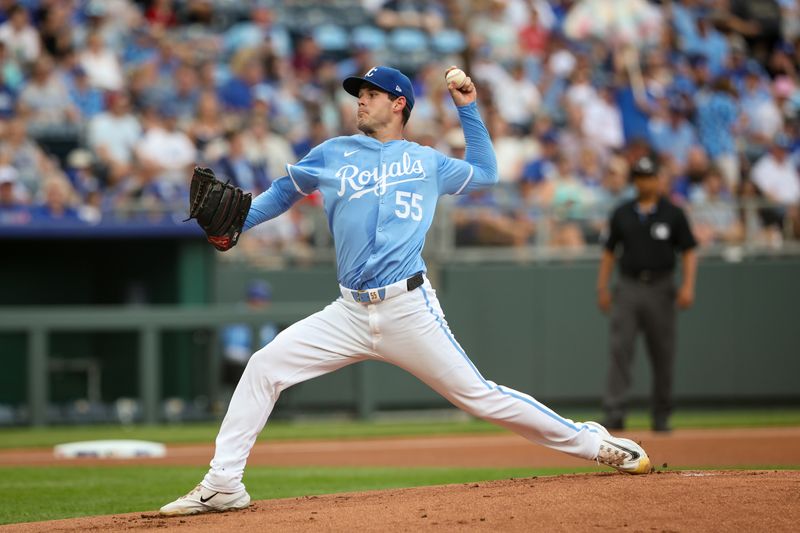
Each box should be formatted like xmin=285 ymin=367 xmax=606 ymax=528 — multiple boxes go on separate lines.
xmin=356 ymin=85 xmax=400 ymax=134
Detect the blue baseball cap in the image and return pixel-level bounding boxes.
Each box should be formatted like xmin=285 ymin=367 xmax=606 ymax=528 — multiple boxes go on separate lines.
xmin=246 ymin=280 xmax=272 ymax=301
xmin=343 ymin=66 xmax=415 ymax=111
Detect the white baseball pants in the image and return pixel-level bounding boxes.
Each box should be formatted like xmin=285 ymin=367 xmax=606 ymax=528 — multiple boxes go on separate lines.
xmin=203 ymin=277 xmax=602 ymax=492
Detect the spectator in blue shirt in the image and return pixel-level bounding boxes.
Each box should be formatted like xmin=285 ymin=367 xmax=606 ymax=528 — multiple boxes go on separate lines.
xmin=218 ymin=51 xmax=265 ymax=112
xmin=0 ymin=71 xmax=16 ymax=119
xmin=29 ymin=174 xmax=82 ymax=222
xmin=695 ymin=77 xmax=741 ymax=190
xmin=615 ymin=75 xmax=655 ymax=145
xmin=683 ymin=13 xmax=729 ymax=77
xmin=214 ymin=130 xmax=271 ymax=195
xmin=223 ymin=3 xmax=291 ymax=59
xmin=671 ymin=0 xmax=699 ymax=48
xmin=68 ymin=65 xmax=104 ymax=121
xmin=739 ymin=62 xmax=781 ymax=156
xmin=122 ymin=27 xmax=158 ymax=67
xmin=649 ymin=100 xmax=698 ymax=171
xmin=676 ymin=53 xmax=712 ymax=101
xmin=520 ymin=130 xmax=558 ymax=185
xmin=158 ymin=62 xmax=200 ymax=124
xmin=221 ymin=280 xmax=278 ymax=388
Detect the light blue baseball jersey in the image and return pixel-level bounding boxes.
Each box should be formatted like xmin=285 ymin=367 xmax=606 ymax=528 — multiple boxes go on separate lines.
xmin=244 ymin=102 xmax=497 ymax=290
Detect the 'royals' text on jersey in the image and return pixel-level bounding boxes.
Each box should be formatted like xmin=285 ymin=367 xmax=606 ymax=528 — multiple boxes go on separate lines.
xmin=247 ymin=102 xmax=497 ymax=290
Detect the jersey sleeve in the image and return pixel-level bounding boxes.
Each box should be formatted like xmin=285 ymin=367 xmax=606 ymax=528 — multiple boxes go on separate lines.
xmin=436 ymin=152 xmax=475 ymax=195
xmin=604 ymin=208 xmax=622 ymax=252
xmin=243 ymin=176 xmax=304 ymax=231
xmin=436 ymin=102 xmax=498 ymax=195
xmin=286 ymin=142 xmax=326 ymax=195
xmin=672 ymin=207 xmax=698 ymax=251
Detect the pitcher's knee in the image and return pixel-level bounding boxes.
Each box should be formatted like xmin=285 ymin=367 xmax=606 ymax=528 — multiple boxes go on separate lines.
xmin=247 ymin=342 xmax=284 ymax=369
xmin=240 ymin=346 xmax=282 ymax=389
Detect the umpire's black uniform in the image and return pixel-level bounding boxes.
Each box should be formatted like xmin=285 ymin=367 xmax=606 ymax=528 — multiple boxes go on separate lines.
xmin=598 ymin=156 xmax=697 ymax=432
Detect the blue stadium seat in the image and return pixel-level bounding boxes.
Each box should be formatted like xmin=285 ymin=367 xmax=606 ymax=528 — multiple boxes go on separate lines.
xmin=312 ymin=23 xmax=350 ymax=52
xmin=431 ymin=29 xmax=466 ymax=55
xmin=351 ymin=25 xmax=386 ymax=51
xmin=388 ymin=27 xmax=428 ymax=54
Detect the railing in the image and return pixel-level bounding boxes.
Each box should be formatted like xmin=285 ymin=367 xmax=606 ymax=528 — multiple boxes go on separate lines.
xmin=0 ymin=304 xmax=330 ymax=426
xmin=271 ymin=194 xmax=800 ymax=265
xmin=5 ymin=184 xmax=798 ymax=264
xmin=431 ymin=196 xmax=800 ymax=263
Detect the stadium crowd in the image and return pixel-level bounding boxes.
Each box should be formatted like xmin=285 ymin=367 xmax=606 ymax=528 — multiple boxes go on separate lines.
xmin=0 ymin=0 xmax=799 ymax=255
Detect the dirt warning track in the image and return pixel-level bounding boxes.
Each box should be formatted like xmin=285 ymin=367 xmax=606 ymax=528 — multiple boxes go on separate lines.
xmin=1 ymin=427 xmax=799 ymax=469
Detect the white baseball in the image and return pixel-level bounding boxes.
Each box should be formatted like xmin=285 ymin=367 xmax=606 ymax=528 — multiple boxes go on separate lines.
xmin=446 ymin=67 xmax=467 ymax=89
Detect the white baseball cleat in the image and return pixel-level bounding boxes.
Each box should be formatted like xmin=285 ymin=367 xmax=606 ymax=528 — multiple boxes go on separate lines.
xmin=585 ymin=421 xmax=652 ymax=475
xmin=159 ymin=484 xmax=251 ymax=516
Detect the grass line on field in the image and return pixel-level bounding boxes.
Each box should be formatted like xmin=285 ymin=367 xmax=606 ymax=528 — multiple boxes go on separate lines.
xmin=0 ymin=465 xmax=572 ymax=525
xmin=0 ymin=408 xmax=799 ymax=449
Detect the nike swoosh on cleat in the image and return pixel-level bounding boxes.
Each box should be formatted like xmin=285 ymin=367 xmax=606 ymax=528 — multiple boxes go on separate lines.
xmin=344 ymin=150 xmax=359 ymax=157
xmin=199 ymin=492 xmax=219 ymax=503
xmin=609 ymin=443 xmax=640 ymax=460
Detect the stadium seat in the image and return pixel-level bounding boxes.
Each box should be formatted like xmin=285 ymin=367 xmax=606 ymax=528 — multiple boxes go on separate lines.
xmin=313 ymin=23 xmax=350 ymax=52
xmin=431 ymin=29 xmax=467 ymax=55
xmin=351 ymin=25 xmax=386 ymax=51
xmin=388 ymin=27 xmax=429 ymax=54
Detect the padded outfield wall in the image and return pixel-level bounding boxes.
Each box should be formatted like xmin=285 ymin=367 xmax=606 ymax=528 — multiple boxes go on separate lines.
xmin=0 ymin=241 xmax=798 ymax=417
xmin=213 ymin=256 xmax=800 ymax=411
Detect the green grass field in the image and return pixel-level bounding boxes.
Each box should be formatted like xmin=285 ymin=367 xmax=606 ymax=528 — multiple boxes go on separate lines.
xmin=1 ymin=408 xmax=798 ymax=525
xmin=0 ymin=465 xmax=561 ymax=525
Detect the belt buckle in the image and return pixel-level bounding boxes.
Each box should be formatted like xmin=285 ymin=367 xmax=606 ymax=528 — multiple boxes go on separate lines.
xmin=352 ymin=288 xmax=385 ymax=304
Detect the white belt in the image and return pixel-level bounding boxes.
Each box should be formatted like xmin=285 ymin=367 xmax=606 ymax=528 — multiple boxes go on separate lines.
xmin=340 ymin=273 xmax=424 ymax=304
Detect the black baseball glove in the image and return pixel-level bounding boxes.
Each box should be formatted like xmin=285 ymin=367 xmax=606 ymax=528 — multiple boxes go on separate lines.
xmin=186 ymin=166 xmax=252 ymax=251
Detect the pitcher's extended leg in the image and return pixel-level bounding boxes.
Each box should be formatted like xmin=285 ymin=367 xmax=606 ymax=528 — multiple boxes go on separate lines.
xmin=380 ymin=283 xmax=601 ymax=460
xmin=203 ymin=300 xmax=371 ymax=491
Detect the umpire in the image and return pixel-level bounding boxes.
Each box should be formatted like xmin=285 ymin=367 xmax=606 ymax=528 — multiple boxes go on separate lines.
xmin=596 ymin=155 xmax=697 ymax=432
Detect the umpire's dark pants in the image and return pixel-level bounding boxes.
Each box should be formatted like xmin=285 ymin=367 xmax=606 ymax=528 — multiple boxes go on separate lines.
xmin=603 ymin=275 xmax=676 ymax=427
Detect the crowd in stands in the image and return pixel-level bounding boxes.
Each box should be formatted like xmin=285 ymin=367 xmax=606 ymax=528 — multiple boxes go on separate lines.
xmin=0 ymin=0 xmax=799 ymax=255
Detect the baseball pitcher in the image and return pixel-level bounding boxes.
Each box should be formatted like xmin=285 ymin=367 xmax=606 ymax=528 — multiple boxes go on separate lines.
xmin=162 ymin=65 xmax=651 ymax=516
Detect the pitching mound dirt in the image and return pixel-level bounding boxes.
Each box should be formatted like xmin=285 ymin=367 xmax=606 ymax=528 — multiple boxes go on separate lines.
xmin=5 ymin=470 xmax=799 ymax=532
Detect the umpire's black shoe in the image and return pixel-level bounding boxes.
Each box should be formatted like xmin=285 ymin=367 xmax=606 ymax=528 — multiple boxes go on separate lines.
xmin=652 ymin=420 xmax=672 ymax=433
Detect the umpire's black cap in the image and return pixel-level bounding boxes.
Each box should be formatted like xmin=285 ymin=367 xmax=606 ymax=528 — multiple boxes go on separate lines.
xmin=630 ymin=155 xmax=659 ymax=178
